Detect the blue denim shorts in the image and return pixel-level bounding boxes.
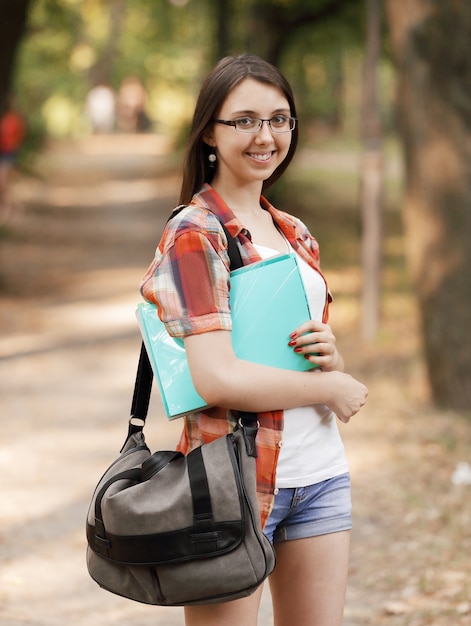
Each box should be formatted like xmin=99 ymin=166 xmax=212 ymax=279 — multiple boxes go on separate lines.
xmin=264 ymin=473 xmax=352 ymax=544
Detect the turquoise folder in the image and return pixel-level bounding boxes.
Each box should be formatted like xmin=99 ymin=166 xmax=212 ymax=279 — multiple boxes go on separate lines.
xmin=136 ymin=253 xmax=315 ymax=420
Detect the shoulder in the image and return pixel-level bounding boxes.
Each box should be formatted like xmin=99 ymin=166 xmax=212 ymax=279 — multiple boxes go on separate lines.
xmin=168 ymin=205 xmax=223 ymax=235
xmin=278 ymin=209 xmax=310 ymax=235
xmin=161 ymin=205 xmax=227 ymax=253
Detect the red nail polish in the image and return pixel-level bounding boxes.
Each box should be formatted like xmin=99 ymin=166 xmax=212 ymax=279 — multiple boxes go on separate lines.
xmin=294 ymin=347 xmax=303 ymax=353
xmin=288 ymin=340 xmax=296 ymax=346
xmin=290 ymin=332 xmax=297 ymax=339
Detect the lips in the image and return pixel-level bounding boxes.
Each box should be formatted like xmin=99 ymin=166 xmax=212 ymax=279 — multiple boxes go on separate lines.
xmin=247 ymin=152 xmax=273 ymax=162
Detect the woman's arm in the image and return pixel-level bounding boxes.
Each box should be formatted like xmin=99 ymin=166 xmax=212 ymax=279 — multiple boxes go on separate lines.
xmin=184 ymin=330 xmax=367 ymax=423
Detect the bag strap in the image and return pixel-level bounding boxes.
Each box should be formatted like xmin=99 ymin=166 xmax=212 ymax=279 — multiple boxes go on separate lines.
xmin=125 ymin=208 xmax=248 ymax=444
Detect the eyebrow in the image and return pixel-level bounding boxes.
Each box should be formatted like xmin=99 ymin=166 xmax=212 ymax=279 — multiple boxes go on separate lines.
xmin=229 ymin=108 xmax=291 ymax=117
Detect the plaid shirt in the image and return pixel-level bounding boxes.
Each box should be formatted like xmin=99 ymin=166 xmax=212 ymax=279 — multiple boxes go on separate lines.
xmin=140 ymin=184 xmax=331 ymax=528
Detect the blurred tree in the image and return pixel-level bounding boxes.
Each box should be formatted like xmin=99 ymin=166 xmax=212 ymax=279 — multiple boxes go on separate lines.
xmin=87 ymin=0 xmax=126 ymax=86
xmin=217 ymin=0 xmax=365 ymax=129
xmin=385 ymin=0 xmax=471 ymax=409
xmin=9 ymin=0 xmax=369 ymax=138
xmin=14 ymin=1 xmax=86 ymax=140
xmin=360 ymin=0 xmax=383 ymax=340
xmin=14 ymin=0 xmax=214 ymax=137
xmin=0 ymin=0 xmax=31 ymax=110
xmin=244 ymin=0 xmax=358 ymax=66
xmin=214 ymin=0 xmax=231 ymax=61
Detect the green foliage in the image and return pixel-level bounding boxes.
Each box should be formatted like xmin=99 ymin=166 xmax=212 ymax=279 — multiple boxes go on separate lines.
xmin=275 ymin=1 xmax=364 ymax=123
xmin=15 ymin=0 xmax=215 ymax=138
xmin=12 ymin=0 xmax=392 ymax=144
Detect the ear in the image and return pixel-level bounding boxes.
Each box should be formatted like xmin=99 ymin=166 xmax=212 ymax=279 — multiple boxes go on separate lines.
xmin=203 ymin=127 xmax=215 ymax=148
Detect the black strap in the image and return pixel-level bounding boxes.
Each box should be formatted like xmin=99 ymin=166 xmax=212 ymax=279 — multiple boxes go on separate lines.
xmin=187 ymin=447 xmax=212 ymax=520
xmin=224 ymin=222 xmax=243 ymax=270
xmin=131 ymin=341 xmax=153 ymax=420
xmin=127 ymin=208 xmax=246 ymax=439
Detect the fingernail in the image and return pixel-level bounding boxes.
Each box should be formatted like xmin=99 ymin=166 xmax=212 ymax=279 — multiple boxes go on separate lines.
xmin=288 ymin=340 xmax=296 ymax=346
xmin=290 ymin=332 xmax=297 ymax=339
xmin=294 ymin=347 xmax=303 ymax=353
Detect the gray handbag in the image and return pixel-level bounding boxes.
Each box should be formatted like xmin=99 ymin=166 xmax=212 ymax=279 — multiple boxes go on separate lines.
xmin=86 ymin=219 xmax=275 ymax=605
xmin=86 ymin=345 xmax=275 ymax=605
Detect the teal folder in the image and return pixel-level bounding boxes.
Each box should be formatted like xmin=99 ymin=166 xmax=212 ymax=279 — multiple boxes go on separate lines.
xmin=136 ymin=253 xmax=315 ymax=420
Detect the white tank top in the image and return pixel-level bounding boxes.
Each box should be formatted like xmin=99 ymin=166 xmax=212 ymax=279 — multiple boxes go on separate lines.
xmin=253 ymin=243 xmax=349 ymax=488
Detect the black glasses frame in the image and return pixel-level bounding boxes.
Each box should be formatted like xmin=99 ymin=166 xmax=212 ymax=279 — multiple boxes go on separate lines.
xmin=213 ymin=116 xmax=297 ymax=134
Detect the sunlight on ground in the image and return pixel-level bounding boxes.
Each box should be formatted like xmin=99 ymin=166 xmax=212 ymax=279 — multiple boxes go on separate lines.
xmin=15 ymin=177 xmax=179 ymax=208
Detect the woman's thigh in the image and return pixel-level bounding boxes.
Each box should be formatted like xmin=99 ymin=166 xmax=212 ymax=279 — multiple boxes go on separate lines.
xmin=269 ymin=530 xmax=351 ymax=626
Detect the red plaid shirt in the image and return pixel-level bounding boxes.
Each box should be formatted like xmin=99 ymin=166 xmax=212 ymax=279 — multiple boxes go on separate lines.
xmin=140 ymin=184 xmax=331 ymax=527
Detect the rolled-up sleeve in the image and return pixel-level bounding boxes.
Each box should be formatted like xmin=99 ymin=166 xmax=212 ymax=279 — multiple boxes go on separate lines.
xmin=140 ymin=228 xmax=233 ymax=338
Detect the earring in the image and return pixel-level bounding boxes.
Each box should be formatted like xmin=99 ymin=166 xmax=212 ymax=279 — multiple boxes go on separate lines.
xmin=208 ymin=150 xmax=217 ymax=168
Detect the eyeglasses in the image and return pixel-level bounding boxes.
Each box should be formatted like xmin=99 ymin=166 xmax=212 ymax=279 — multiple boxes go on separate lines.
xmin=213 ymin=115 xmax=297 ymax=134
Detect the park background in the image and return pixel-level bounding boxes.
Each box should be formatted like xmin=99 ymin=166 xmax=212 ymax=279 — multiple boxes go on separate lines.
xmin=1 ymin=1 xmax=471 ymax=625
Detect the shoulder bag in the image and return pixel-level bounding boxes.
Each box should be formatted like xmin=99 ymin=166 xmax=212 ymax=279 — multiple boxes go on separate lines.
xmin=85 ymin=217 xmax=276 ymax=605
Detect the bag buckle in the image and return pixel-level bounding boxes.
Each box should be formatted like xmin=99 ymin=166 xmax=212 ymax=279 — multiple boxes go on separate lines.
xmin=237 ymin=417 xmax=259 ymax=458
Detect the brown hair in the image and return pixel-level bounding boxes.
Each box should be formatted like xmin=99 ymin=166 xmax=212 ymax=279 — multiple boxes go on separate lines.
xmin=179 ymin=54 xmax=299 ymax=205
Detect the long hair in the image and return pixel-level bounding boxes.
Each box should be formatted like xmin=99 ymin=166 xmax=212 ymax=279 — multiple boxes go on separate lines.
xmin=179 ymin=54 xmax=299 ymax=205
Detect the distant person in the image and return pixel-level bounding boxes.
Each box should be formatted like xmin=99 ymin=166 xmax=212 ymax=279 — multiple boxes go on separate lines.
xmin=116 ymin=76 xmax=152 ymax=133
xmin=85 ymin=83 xmax=116 ymax=134
xmin=0 ymin=97 xmax=27 ymax=223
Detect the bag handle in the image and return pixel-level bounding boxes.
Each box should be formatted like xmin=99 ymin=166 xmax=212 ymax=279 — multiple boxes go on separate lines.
xmin=124 ymin=209 xmax=249 ymax=446
xmin=120 ymin=342 xmax=153 ymax=449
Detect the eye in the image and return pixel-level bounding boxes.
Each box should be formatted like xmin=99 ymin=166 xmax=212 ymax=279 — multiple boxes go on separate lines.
xmin=234 ymin=116 xmax=257 ymax=129
xmin=271 ymin=115 xmax=289 ymax=127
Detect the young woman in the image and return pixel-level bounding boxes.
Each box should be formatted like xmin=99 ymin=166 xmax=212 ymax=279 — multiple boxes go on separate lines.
xmin=141 ymin=54 xmax=368 ymax=626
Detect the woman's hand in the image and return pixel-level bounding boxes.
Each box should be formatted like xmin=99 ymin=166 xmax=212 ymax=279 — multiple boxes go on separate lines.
xmin=316 ymin=370 xmax=368 ymax=423
xmin=288 ymin=320 xmax=344 ymax=371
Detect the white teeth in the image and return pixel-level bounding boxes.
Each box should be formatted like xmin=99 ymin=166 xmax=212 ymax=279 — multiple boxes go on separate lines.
xmin=249 ymin=153 xmax=271 ymax=162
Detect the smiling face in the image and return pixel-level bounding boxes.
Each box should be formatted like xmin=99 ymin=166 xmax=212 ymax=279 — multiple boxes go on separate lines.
xmin=205 ymin=78 xmax=293 ymax=193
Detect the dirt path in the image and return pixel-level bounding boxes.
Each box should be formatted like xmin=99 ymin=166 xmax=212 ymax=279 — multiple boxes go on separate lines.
xmin=1 ymin=136 xmax=471 ymax=625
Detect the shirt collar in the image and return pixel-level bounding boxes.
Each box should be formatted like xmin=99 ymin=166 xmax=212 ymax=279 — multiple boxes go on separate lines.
xmin=260 ymin=195 xmax=299 ymax=242
xmin=191 ymin=183 xmax=301 ymax=242
xmin=190 ymin=184 xmax=244 ymax=238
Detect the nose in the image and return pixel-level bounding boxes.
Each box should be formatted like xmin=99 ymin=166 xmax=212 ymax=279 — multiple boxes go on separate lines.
xmin=255 ymin=120 xmax=274 ymax=142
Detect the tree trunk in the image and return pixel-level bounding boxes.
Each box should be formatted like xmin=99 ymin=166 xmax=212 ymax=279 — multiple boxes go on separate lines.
xmin=385 ymin=0 xmax=471 ymax=409
xmin=246 ymin=0 xmax=353 ymax=66
xmin=360 ymin=0 xmax=383 ymax=340
xmin=214 ymin=0 xmax=231 ymax=61
xmin=0 ymin=0 xmax=31 ymax=110
xmin=88 ymin=0 xmax=126 ymax=87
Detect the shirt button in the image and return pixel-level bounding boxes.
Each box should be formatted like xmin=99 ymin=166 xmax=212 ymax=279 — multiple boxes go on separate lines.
xmin=278 ymin=440 xmax=283 ymax=447
xmin=274 ymin=488 xmax=279 ymax=495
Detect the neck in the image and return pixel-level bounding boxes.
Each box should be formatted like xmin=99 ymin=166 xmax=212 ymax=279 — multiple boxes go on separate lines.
xmin=210 ymin=180 xmax=263 ymax=218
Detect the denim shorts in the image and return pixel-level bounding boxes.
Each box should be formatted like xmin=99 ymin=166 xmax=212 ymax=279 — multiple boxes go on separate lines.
xmin=263 ymin=473 xmax=352 ymax=544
